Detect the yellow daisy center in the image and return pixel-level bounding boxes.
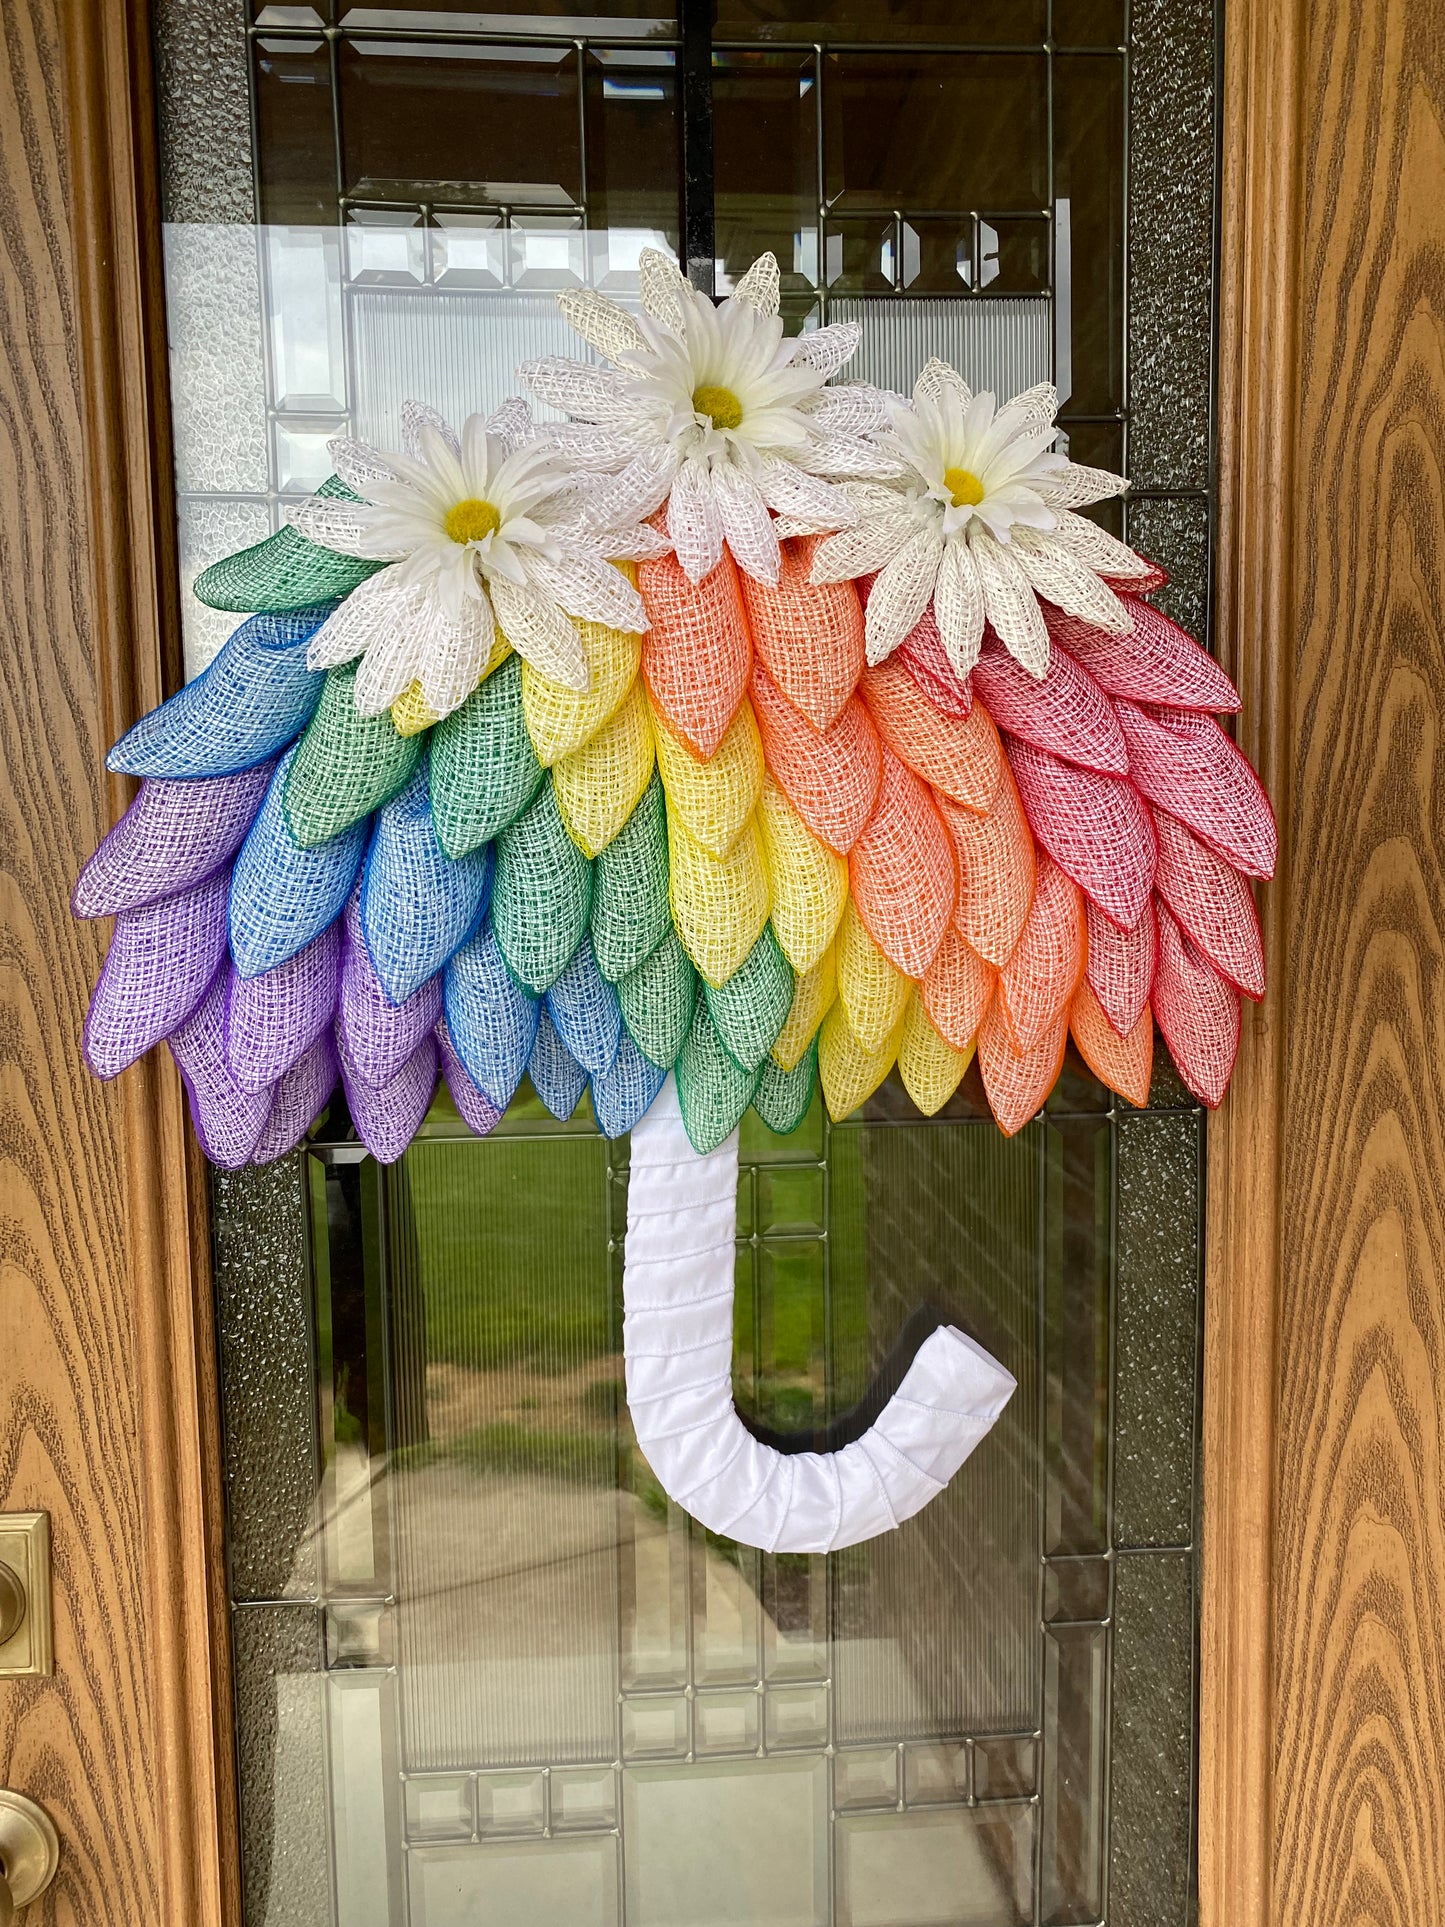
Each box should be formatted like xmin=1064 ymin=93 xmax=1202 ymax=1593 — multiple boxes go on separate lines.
xmin=943 ymin=466 xmax=986 ymax=508
xmin=444 ymin=497 xmax=501 ymax=545
xmin=692 ymin=384 xmax=744 ymax=432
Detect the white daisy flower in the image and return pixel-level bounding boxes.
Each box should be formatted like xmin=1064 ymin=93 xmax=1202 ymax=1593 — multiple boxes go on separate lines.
xmin=519 ymin=250 xmax=884 ymax=588
xmin=287 ymin=401 xmax=650 ymax=717
xmin=810 ymin=358 xmax=1154 ymax=680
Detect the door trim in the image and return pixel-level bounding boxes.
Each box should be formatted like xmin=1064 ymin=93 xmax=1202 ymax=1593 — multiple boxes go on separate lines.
xmin=53 ymin=4 xmax=1301 ymax=1924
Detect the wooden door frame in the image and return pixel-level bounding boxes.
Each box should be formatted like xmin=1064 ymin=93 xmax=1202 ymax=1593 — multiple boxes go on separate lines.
xmin=47 ymin=2 xmax=1307 ymax=1923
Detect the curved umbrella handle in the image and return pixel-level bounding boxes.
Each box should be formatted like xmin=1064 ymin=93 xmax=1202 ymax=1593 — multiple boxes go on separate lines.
xmin=624 ymin=1079 xmax=1017 ymax=1554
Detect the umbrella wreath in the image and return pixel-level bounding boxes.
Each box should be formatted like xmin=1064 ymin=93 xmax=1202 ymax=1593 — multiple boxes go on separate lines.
xmin=75 ymin=252 xmax=1274 ymax=1553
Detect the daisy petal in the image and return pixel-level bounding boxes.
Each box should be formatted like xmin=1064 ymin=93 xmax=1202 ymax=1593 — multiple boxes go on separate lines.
xmin=757 ymin=457 xmax=854 ymax=527
xmin=306 ymin=570 xmax=409 ymax=669
xmin=518 ymin=357 xmax=640 ymax=424
xmin=529 ymin=550 xmax=648 ymax=632
xmin=416 ymin=595 xmax=495 ymax=721
xmin=864 ymin=527 xmax=943 ymax=664
xmin=806 ymin=383 xmax=892 ymax=435
xmin=969 ymin=529 xmax=1051 ymax=678
xmin=556 ymin=286 xmax=648 ymax=360
xmin=1032 ymin=462 xmax=1129 ymax=510
xmin=401 ymin=401 xmax=460 ymax=461
xmin=354 ymin=616 xmax=424 ymax=716
xmin=712 ymin=460 xmax=782 ymax=584
xmin=488 ymin=576 xmax=589 ymax=690
xmin=285 ymin=498 xmax=409 ymax=560
xmin=1046 ymin=509 xmax=1156 ymax=579
xmin=811 ymin=511 xmax=912 ymax=583
xmin=913 ymin=357 xmax=972 ymax=410
xmin=667 ymin=458 xmax=725 ymax=584
xmin=583 ymin=443 xmax=680 ymax=527
xmin=639 ymin=247 xmax=691 ymax=333
xmin=1011 ymin=530 xmax=1134 ymax=634
xmin=483 ymin=396 xmax=536 ymax=451
xmin=730 ymin=252 xmax=781 ymax=316
xmin=787 ymin=322 xmax=862 ymax=379
xmin=933 ymin=540 xmax=987 ymax=679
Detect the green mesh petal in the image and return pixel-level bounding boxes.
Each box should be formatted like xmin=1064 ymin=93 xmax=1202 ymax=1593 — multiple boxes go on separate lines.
xmin=282 ymin=664 xmax=422 ymax=847
xmin=702 ymin=922 xmax=792 ymax=1072
xmin=676 ymin=988 xmax=762 ymax=1154
xmin=492 ymin=782 xmax=593 ymax=994
xmin=429 ymin=655 xmax=544 ymax=859
xmin=751 ymin=1040 xmax=818 ymax=1136
xmin=590 ymin=772 xmax=671 ymax=984
xmin=194 ymin=476 xmax=387 ymax=614
xmin=617 ymin=931 xmax=696 ymax=1070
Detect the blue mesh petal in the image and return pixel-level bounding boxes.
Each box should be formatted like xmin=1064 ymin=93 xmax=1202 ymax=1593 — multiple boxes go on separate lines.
xmin=360 ymin=770 xmax=492 ymax=1005
xmin=229 ymin=746 xmax=367 ymax=978
xmin=444 ymin=921 xmax=540 ymax=1109
xmin=107 ymin=610 xmax=330 ymax=778
xmin=543 ymin=936 xmax=621 ymax=1077
xmin=528 ymin=1008 xmax=588 ymax=1122
xmin=590 ymin=1033 xmax=667 ymax=1139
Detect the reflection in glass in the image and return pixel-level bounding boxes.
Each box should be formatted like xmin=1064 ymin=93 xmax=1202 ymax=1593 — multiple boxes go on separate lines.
xmin=712 ymin=52 xmax=818 ymax=300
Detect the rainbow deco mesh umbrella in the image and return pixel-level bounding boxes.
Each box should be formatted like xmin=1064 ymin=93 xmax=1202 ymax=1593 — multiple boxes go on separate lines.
xmin=75 ymin=251 xmax=1274 ymax=1553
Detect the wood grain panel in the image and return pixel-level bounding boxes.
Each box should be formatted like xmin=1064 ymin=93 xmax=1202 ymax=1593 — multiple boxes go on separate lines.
xmin=1261 ymin=1 xmax=1445 ymax=1922
xmin=0 ymin=1 xmax=236 ymax=1922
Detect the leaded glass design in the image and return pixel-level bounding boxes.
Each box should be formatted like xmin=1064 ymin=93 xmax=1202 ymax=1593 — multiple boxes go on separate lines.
xmin=157 ymin=2 xmax=1219 ymax=1920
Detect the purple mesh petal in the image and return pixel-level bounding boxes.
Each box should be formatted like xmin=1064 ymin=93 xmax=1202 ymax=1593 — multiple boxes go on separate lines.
xmin=337 ymin=889 xmax=443 ymax=1087
xmin=169 ymin=974 xmax=274 ymax=1168
xmin=250 ymin=1032 xmax=339 ymax=1164
xmin=436 ymin=1018 xmax=503 ymax=1138
xmin=83 ymin=869 xmax=231 ymax=1079
xmin=224 ymin=920 xmax=342 ymax=1092
xmin=72 ymin=765 xmax=275 ymax=919
xmin=338 ymin=1026 xmax=438 ymax=1164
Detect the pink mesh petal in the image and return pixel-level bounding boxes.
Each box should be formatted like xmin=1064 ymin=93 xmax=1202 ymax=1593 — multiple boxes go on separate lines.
xmin=224 ymin=921 xmax=342 ymax=1092
xmin=751 ymin=666 xmax=882 ymax=855
xmin=337 ymin=890 xmax=444 ymax=1088
xmin=1115 ymin=701 xmax=1276 ymax=877
xmin=848 ymin=748 xmax=955 ymax=977
xmin=1049 ymin=600 xmax=1240 ymax=713
xmin=83 ymin=869 xmax=231 ymax=1079
xmin=1151 ymin=808 xmax=1265 ymax=1000
xmin=339 ymin=1027 xmax=439 ymax=1163
xmin=250 ymin=1032 xmax=340 ymax=1164
xmin=1007 ymin=738 xmax=1157 ymax=931
xmin=169 ymin=973 xmax=274 ymax=1169
xmin=72 ymin=764 xmax=273 ymax=918
xmin=436 ymin=1017 xmax=504 ymax=1138
xmin=1151 ymin=901 xmax=1240 ymax=1108
xmin=996 ymin=855 xmax=1086 ymax=1053
xmin=1085 ymin=898 xmax=1157 ymax=1035
xmin=970 ymin=635 xmax=1129 ymax=775
xmin=738 ymin=535 xmax=865 ymax=730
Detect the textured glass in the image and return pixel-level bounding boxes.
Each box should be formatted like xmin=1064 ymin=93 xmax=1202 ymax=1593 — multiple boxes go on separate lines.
xmin=1127 ymin=0 xmax=1217 ymax=487
xmin=164 ymin=224 xmax=269 ymax=494
xmin=1041 ymin=1624 xmax=1108 ymax=1922
xmin=712 ymin=53 xmax=818 ymax=302
xmin=178 ymin=495 xmax=272 ymax=677
xmin=155 ymin=0 xmax=254 ymax=223
xmin=834 ymin=297 xmax=1051 ymax=408
xmin=334 ymin=0 xmax=675 ymax=19
xmin=824 ymin=54 xmax=1048 ymax=214
xmin=1108 ymin=1553 xmax=1195 ymax=1927
xmin=1114 ymin=1113 xmax=1202 ymax=1548
xmin=232 ymin=1603 xmax=330 ymax=1927
xmin=1123 ymin=494 xmax=1211 ymax=640
xmin=213 ymin=1157 xmax=319 ymax=1601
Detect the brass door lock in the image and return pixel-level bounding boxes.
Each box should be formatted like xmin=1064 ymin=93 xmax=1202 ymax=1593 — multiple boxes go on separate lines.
xmin=0 ymin=1791 xmax=60 ymax=1923
xmin=0 ymin=1517 xmax=51 ymax=1680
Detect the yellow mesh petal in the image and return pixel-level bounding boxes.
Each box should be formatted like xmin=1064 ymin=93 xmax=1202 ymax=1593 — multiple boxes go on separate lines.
xmin=771 ymin=943 xmax=838 ymax=1072
xmin=668 ymin=808 xmax=769 ymax=987
xmin=819 ymin=999 xmax=904 ymax=1121
xmin=522 ymin=603 xmax=641 ymax=767
xmin=552 ymin=678 xmax=656 ymax=859
xmin=898 ymin=992 xmax=974 ymax=1116
xmin=390 ymin=625 xmax=512 ymax=736
xmin=652 ymin=693 xmax=764 ymax=859
xmin=757 ymin=775 xmax=848 ymax=973
xmin=835 ymin=898 xmax=911 ymax=1053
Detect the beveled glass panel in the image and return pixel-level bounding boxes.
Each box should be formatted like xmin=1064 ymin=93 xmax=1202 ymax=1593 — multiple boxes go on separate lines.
xmin=1053 ymin=0 xmax=1126 ymax=43
xmin=1042 ymin=1119 xmax=1111 ymax=1556
xmin=336 ymin=0 xmax=675 ymax=21
xmin=836 ymin=1805 xmax=1034 ymax=1927
xmin=254 ymin=34 xmax=339 ymax=225
xmin=713 ymin=0 xmax=1046 ymax=43
xmin=1041 ymin=1625 xmax=1108 ymax=1923
xmin=584 ymin=51 xmax=681 ymax=265
xmin=1053 ymin=52 xmax=1125 ymax=414
xmin=712 ymin=52 xmax=819 ymax=299
xmin=824 ymin=54 xmax=1047 ymax=214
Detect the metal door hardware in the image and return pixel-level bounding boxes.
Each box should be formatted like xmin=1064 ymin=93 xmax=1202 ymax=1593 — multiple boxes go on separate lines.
xmin=0 ymin=1517 xmax=51 ymax=1680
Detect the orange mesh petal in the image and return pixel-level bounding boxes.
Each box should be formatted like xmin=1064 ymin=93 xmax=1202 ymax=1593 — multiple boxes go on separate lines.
xmin=1007 ymin=738 xmax=1157 ymax=930
xmin=835 ymin=898 xmax=910 ymax=1052
xmin=970 ymin=636 xmax=1129 ymax=774
xmin=756 ymin=775 xmax=848 ymax=973
xmin=921 ymin=927 xmax=996 ymax=1050
xmin=819 ymin=998 xmax=905 ymax=1121
xmin=936 ymin=763 xmax=1037 ymax=966
xmin=652 ymin=693 xmax=763 ymax=857
xmin=977 ymin=996 xmax=1069 ymax=1137
xmin=848 ymin=747 xmax=955 ymax=978
xmin=639 ymin=549 xmax=752 ymax=759
xmin=737 ymin=534 xmax=865 ymax=730
xmin=996 ymin=854 xmax=1086 ymax=1053
xmin=898 ymin=992 xmax=973 ymax=1116
xmin=751 ymin=665 xmax=882 ymax=855
xmin=1151 ymin=901 xmax=1240 ymax=1108
xmin=771 ymin=942 xmax=838 ymax=1072
xmin=860 ymin=655 xmax=1001 ymax=812
xmin=1085 ymin=899 xmax=1157 ymax=1035
xmin=1069 ymin=978 xmax=1153 ymax=1106
xmin=1152 ymin=807 xmax=1264 ymax=999
xmin=668 ymin=808 xmax=770 ymax=987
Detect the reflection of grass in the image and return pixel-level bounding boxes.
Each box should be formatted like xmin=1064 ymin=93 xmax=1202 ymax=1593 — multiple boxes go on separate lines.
xmin=393 ymin=1422 xmax=613 ymax=1488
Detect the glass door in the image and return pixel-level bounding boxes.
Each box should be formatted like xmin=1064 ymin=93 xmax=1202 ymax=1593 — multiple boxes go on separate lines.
xmin=159 ymin=3 xmax=1219 ymax=1920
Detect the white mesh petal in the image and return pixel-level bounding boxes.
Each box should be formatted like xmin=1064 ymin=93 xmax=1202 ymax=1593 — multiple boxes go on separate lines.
xmin=415 ymin=594 xmax=495 ymax=720
xmin=284 ymin=498 xmax=406 ymax=560
xmin=483 ymin=396 xmax=537 ymax=451
xmin=518 ymin=357 xmax=640 ymax=423
xmin=712 ymin=461 xmax=782 ymax=584
xmin=731 ymin=252 xmax=781 ymax=316
xmin=933 ymin=539 xmax=987 ymax=679
xmin=806 ymin=383 xmax=892 ymax=435
xmin=305 ymin=570 xmax=409 ymax=669
xmin=401 ymin=400 xmax=461 ymax=461
xmin=864 ymin=526 xmax=943 ymax=664
xmin=529 ymin=549 xmax=647 ymax=632
xmin=1010 ymin=530 xmax=1134 ymax=633
xmin=488 ymin=575 xmax=589 ymax=689
xmin=667 ymin=459 xmax=725 ymax=583
xmin=913 ymin=357 xmax=972 ymax=410
xmin=1032 ymin=461 xmax=1129 ymax=510
xmin=326 ymin=438 xmax=398 ymax=496
xmin=1045 ymin=508 xmax=1156 ymax=578
xmin=556 ymin=286 xmax=648 ymax=360
xmin=787 ymin=321 xmax=862 ymax=379
xmin=583 ymin=443 xmax=680 ymax=528
xmin=639 ymin=247 xmax=691 ymax=334
xmin=810 ymin=511 xmax=911 ymax=584
xmin=969 ymin=529 xmax=1051 ymax=677
xmin=353 ymin=618 xmax=424 ymax=716
xmin=757 ymin=457 xmax=853 ymax=526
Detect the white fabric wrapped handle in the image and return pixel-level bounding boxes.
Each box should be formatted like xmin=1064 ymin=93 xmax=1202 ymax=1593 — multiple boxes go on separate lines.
xmin=624 ymin=1079 xmax=1018 ymax=1553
